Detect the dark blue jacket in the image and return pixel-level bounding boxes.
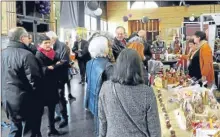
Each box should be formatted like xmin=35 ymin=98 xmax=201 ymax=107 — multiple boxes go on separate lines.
xmin=84 ymin=57 xmax=112 ymax=116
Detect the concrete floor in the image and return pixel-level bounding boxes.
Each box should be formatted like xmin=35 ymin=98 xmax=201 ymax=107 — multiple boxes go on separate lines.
xmin=1 ymin=74 xmax=95 ymax=137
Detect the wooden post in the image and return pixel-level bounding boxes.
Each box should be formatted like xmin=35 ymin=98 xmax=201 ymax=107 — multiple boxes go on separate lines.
xmin=50 ymin=0 xmax=56 ymax=32
xmin=1 ymin=1 xmax=16 ymax=35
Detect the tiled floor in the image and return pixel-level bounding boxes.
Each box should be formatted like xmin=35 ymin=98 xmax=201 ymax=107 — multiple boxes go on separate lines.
xmin=1 ymin=74 xmax=95 ymax=137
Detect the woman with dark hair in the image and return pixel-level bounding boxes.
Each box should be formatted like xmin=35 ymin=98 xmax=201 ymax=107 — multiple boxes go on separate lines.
xmin=189 ymin=31 xmax=214 ymax=84
xmin=177 ymin=38 xmax=198 ymax=70
xmin=35 ymin=34 xmax=69 ymax=136
xmin=98 ymin=49 xmax=161 ymax=137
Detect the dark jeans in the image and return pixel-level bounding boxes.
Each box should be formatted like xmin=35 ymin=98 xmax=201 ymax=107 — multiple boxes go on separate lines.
xmin=78 ymin=60 xmax=86 ymax=82
xmin=47 ymin=104 xmax=56 ymax=129
xmin=57 ymin=85 xmax=68 ymax=120
xmin=66 ymin=80 xmax=71 ymax=95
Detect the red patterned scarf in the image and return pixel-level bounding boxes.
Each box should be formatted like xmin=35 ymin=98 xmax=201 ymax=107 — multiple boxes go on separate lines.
xmin=38 ymin=47 xmax=55 ymax=60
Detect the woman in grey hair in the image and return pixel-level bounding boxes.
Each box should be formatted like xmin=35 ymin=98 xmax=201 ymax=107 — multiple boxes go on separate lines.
xmin=98 ymin=48 xmax=161 ymax=137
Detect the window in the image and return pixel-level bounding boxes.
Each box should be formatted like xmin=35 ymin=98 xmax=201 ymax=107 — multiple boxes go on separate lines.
xmin=84 ymin=14 xmax=91 ymax=30
xmin=108 ymin=22 xmax=117 ymax=36
xmin=128 ymin=2 xmax=158 ymax=10
xmin=101 ymin=20 xmax=107 ymax=31
xmin=91 ymin=16 xmax=97 ymax=31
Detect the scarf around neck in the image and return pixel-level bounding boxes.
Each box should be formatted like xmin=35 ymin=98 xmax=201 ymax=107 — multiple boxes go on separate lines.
xmin=38 ymin=47 xmax=55 ymax=60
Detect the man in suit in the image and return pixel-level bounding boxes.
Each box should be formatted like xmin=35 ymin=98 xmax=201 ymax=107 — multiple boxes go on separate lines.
xmin=72 ymin=35 xmax=91 ymax=84
xmin=46 ymin=31 xmax=69 ymax=128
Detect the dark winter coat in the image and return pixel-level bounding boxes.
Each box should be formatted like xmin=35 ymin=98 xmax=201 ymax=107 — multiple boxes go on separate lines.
xmin=1 ymin=41 xmax=42 ymax=120
xmin=72 ymin=39 xmax=91 ymax=62
xmin=53 ymin=40 xmax=69 ymax=84
xmin=112 ymin=38 xmax=126 ymax=60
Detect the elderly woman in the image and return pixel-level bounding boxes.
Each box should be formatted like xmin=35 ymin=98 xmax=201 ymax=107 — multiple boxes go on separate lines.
xmin=85 ymin=36 xmax=113 ymax=136
xmin=98 ymin=49 xmax=161 ymax=137
xmin=88 ymin=31 xmax=115 ymax=62
xmin=190 ymin=31 xmax=214 ymax=84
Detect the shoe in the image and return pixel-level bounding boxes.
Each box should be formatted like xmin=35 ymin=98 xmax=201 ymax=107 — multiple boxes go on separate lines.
xmin=68 ymin=94 xmax=76 ymax=100
xmin=54 ymin=116 xmax=61 ymax=122
xmin=47 ymin=128 xmax=60 ymax=136
xmin=59 ymin=119 xmax=68 ymax=128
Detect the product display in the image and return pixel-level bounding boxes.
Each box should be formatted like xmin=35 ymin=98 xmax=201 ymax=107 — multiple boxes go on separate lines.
xmin=154 ymin=70 xmax=220 ymax=137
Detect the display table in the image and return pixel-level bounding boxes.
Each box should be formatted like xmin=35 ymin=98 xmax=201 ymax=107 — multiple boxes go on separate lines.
xmin=154 ymin=87 xmax=220 ymax=137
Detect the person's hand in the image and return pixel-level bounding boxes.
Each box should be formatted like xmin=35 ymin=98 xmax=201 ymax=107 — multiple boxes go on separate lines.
xmin=48 ymin=66 xmax=54 ymax=70
xmin=56 ymin=61 xmax=61 ymax=65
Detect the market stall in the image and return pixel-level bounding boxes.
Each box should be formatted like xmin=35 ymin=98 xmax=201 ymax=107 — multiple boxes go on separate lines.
xmin=153 ymin=69 xmax=220 ymax=137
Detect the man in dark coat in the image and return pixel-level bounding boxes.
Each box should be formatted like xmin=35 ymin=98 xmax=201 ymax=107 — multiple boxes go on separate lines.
xmin=72 ymin=35 xmax=91 ymax=84
xmin=46 ymin=31 xmax=69 ymax=128
xmin=112 ymin=26 xmax=127 ymax=60
xmin=1 ymin=27 xmax=42 ymax=137
xmin=27 ymin=34 xmax=37 ymax=55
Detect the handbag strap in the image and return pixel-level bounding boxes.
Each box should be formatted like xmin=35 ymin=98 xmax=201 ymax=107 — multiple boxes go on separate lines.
xmin=112 ymin=83 xmax=148 ymax=137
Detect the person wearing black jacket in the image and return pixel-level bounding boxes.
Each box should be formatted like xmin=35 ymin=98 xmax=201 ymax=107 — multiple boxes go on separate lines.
xmin=112 ymin=26 xmax=127 ymax=60
xmin=2 ymin=27 xmax=42 ymax=137
xmin=46 ymin=31 xmax=69 ymax=128
xmin=27 ymin=34 xmax=37 ymax=55
xmin=72 ymin=35 xmax=91 ymax=84
xmin=35 ymin=34 xmax=70 ymax=136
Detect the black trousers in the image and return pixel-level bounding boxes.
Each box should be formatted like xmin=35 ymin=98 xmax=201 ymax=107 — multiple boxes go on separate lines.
xmin=58 ymin=85 xmax=68 ymax=120
xmin=78 ymin=60 xmax=87 ymax=82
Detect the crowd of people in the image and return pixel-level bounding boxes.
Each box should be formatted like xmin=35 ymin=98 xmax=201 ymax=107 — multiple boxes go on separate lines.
xmin=1 ymin=25 xmax=214 ymax=137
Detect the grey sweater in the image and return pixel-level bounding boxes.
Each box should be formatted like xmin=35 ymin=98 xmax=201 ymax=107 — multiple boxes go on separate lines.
xmin=98 ymin=81 xmax=161 ymax=137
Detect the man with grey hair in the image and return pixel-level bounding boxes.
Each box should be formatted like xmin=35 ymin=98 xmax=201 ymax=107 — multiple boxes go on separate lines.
xmin=2 ymin=27 xmax=42 ymax=137
xmin=46 ymin=31 xmax=69 ymax=128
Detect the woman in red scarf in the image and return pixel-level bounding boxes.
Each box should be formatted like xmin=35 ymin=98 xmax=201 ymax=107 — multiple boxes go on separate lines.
xmin=35 ymin=34 xmax=69 ymax=136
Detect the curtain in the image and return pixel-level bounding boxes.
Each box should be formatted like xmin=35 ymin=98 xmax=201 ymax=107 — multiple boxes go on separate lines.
xmin=60 ymin=1 xmax=79 ymax=28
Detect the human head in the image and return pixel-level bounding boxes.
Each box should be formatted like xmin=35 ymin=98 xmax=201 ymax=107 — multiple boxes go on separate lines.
xmin=112 ymin=48 xmax=144 ymax=85
xmin=156 ymin=35 xmax=162 ymax=41
xmin=193 ymin=31 xmax=206 ymax=44
xmin=115 ymin=26 xmax=125 ymax=41
xmin=8 ymin=27 xmax=29 ymax=46
xmin=28 ymin=34 xmax=33 ymax=44
xmin=45 ymin=31 xmax=58 ymax=45
xmin=186 ymin=36 xmax=191 ymax=41
xmin=38 ymin=34 xmax=51 ymax=51
xmin=127 ymin=42 xmax=145 ymax=60
xmin=138 ymin=30 xmax=146 ymax=39
xmin=188 ymin=38 xmax=197 ymax=52
xmin=75 ymin=35 xmax=82 ymax=42
xmin=175 ymin=36 xmax=179 ymax=42
xmin=89 ymin=36 xmax=109 ymax=58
